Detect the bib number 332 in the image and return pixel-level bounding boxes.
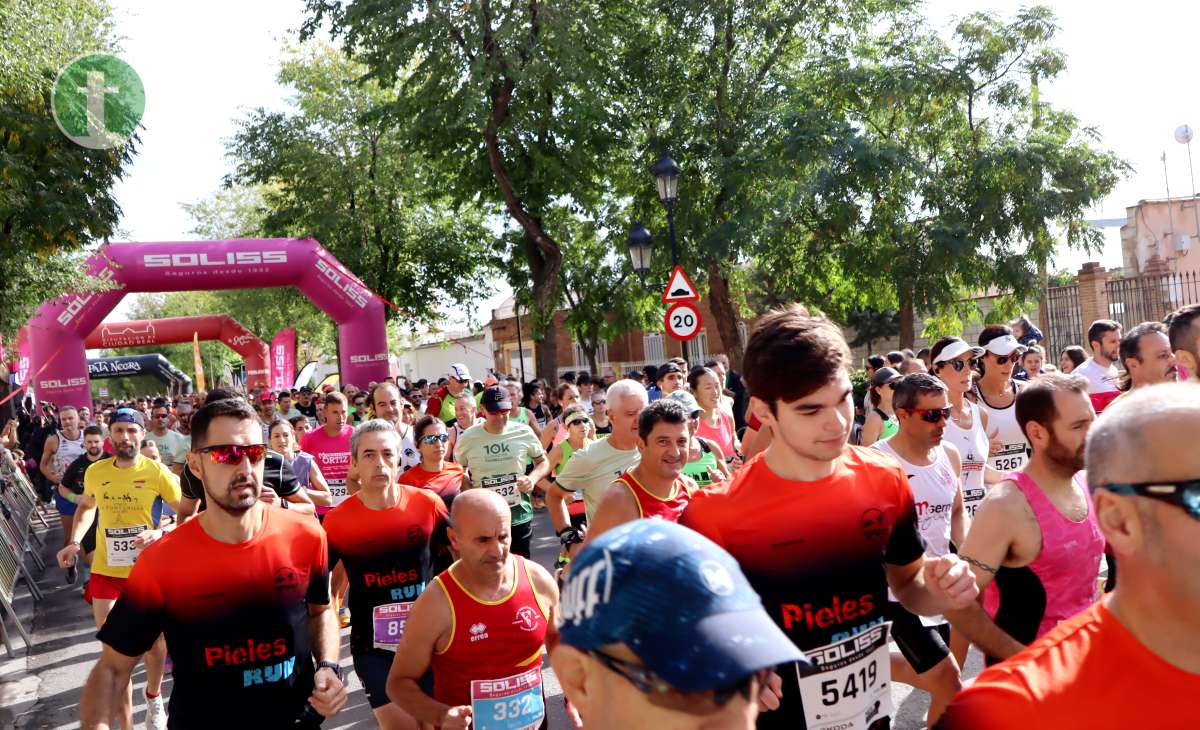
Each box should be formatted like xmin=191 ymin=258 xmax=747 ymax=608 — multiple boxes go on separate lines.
xmin=797 ymin=622 xmax=893 ymax=730
xmin=470 ymin=667 xmax=544 ymax=730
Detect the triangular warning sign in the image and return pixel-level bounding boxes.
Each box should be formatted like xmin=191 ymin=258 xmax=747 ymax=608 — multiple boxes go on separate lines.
xmin=662 ymin=265 xmax=700 ymax=303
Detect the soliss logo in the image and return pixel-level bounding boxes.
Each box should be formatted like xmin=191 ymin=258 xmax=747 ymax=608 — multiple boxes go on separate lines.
xmin=350 ymin=353 xmax=387 ymax=364
xmin=40 ymin=378 xmax=88 ymax=389
xmin=57 ymin=266 xmax=115 ymax=326
xmin=315 ymin=259 xmax=368 ymax=308
xmin=142 ymin=251 xmax=288 ymax=268
xmin=226 ymin=334 xmax=255 ymax=347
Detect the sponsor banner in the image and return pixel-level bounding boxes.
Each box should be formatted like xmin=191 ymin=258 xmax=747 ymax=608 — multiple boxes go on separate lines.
xmin=270 ymin=328 xmax=297 ymax=391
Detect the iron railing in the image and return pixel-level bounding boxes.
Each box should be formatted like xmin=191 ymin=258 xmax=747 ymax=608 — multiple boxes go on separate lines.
xmin=1043 ymin=284 xmax=1082 ymax=355
xmin=1106 ymin=271 xmax=1200 ymax=326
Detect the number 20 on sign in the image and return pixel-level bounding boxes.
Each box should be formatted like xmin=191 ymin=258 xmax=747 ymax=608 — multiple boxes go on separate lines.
xmin=665 ymin=302 xmax=702 ymax=341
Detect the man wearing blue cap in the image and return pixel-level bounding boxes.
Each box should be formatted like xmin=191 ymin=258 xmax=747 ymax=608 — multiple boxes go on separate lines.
xmin=552 ymin=519 xmax=808 ymax=729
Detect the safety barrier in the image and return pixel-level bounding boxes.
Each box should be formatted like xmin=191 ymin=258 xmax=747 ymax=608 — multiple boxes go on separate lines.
xmin=0 ymin=447 xmax=46 ymax=656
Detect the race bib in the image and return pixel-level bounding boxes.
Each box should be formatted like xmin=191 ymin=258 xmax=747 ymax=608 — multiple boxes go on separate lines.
xmin=328 ymin=480 xmax=349 ymax=506
xmin=104 ymin=525 xmax=147 ymax=567
xmin=372 ymin=602 xmax=413 ymax=652
xmin=962 ymin=485 xmax=986 ymax=517
xmin=470 ymin=668 xmax=545 ymax=730
xmin=796 ymin=622 xmax=892 ymax=730
xmin=991 ymin=443 xmax=1027 ymax=474
xmin=482 ymin=474 xmax=521 ymax=506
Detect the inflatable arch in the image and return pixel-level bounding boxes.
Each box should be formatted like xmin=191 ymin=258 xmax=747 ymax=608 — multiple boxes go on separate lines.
xmin=27 ymin=239 xmax=389 ymax=408
xmin=86 ymin=315 xmax=270 ymax=389
xmin=88 ymin=354 xmax=193 ymax=393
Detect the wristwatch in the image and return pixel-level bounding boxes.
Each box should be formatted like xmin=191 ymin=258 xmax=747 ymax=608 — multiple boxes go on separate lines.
xmin=316 ymin=660 xmax=344 ymax=683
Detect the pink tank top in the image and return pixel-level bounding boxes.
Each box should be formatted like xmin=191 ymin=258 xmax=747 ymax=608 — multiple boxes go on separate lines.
xmin=983 ymin=470 xmax=1105 ymax=648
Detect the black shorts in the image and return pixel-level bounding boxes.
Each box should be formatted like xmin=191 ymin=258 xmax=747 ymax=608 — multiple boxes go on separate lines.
xmin=352 ymin=652 xmax=433 ymax=710
xmin=511 ymin=519 xmax=533 ymax=559
xmin=886 ymin=601 xmax=950 ymax=674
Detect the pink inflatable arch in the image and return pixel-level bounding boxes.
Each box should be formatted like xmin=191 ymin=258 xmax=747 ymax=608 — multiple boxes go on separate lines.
xmin=85 ymin=315 xmax=271 ymax=389
xmin=27 ymin=239 xmax=389 ymax=408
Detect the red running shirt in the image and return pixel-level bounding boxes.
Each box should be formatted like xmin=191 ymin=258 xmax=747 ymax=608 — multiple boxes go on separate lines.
xmin=397 ymin=462 xmax=465 ymax=507
xmin=430 ymin=556 xmax=549 ymax=708
xmin=615 ymin=471 xmax=696 ymax=522
xmin=97 ymin=508 xmax=329 ymax=727
xmin=939 ymin=600 xmax=1200 ymax=729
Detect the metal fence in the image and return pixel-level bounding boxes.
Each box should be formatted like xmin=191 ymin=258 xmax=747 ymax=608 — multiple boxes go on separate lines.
xmin=0 ymin=448 xmax=46 ymax=655
xmin=1043 ymin=284 xmax=1083 ymax=356
xmin=1106 ymin=270 xmax=1200 ymax=326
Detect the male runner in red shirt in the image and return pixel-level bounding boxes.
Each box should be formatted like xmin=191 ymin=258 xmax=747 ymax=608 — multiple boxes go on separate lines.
xmin=386 ymin=489 xmax=558 ymax=730
xmin=681 ymin=305 xmax=979 ymax=730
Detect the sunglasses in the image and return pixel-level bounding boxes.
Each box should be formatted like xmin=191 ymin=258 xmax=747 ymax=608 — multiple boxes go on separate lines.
xmin=567 ymin=418 xmax=590 ymax=427
xmin=904 ymin=407 xmax=952 ymax=424
xmin=589 ymin=650 xmax=759 ymax=710
xmin=990 ymin=353 xmax=1017 ymax=365
xmin=945 ymin=358 xmax=977 ymax=372
xmin=593 ymin=398 xmax=606 ymax=405
xmin=419 ymin=433 xmax=450 ymax=445
xmin=198 ymin=443 xmax=267 ymax=465
xmin=1103 ymin=480 xmax=1200 ymax=520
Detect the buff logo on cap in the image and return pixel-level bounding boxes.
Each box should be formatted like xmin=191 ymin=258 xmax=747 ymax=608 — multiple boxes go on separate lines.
xmin=559 ymin=548 xmax=614 ymax=626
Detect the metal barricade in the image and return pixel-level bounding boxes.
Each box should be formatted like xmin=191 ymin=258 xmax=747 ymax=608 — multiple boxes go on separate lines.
xmin=0 ymin=447 xmax=42 ymax=655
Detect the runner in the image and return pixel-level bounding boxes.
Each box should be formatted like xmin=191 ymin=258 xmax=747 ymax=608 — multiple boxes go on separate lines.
xmin=504 ymin=379 xmax=542 ymax=439
xmin=651 ymin=360 xmax=685 ymax=402
xmin=547 ymin=379 xmax=647 ymax=545
xmin=296 ymin=386 xmax=318 ymax=422
xmin=1167 ymin=302 xmax=1200 ymax=380
xmin=931 ymin=337 xmax=1004 ymax=520
xmin=1115 ymin=321 xmax=1177 ymax=394
xmin=583 ymin=399 xmax=699 ymax=541
xmin=860 ymin=366 xmax=902 ymax=447
xmin=41 ymin=404 xmax=86 ymax=547
xmin=58 ymin=425 xmax=109 ymax=585
xmin=268 ymin=418 xmax=333 ymax=509
xmin=1058 ymin=345 xmax=1086 ymax=374
xmin=690 ymin=365 xmax=740 ymax=463
xmin=398 ymin=416 xmax=466 ymax=511
xmin=539 ymin=404 xmax=592 ymax=502
xmin=539 ymin=382 xmax=581 ymax=451
xmin=872 ymin=374 xmax=965 ymax=726
xmin=589 ymin=387 xmax=612 ymax=435
xmin=324 ymin=420 xmax=449 ymax=730
xmin=971 ymin=325 xmax=1030 ymax=475
xmin=425 ymin=363 xmax=481 ymax=425
xmin=385 ymin=489 xmax=559 ymax=730
xmin=79 ymin=398 xmax=348 ymax=729
xmin=446 ymin=391 xmax=482 ymax=463
xmin=522 ymin=382 xmax=550 ymax=431
xmin=940 ymin=383 xmax=1200 ymax=727
xmin=277 ymin=391 xmax=303 ymax=421
xmin=553 ymin=519 xmax=807 ymax=730
xmin=369 ymin=381 xmax=419 ymax=470
xmin=1073 ymin=318 xmax=1123 ymax=412
xmin=664 ymin=390 xmax=731 ymax=487
xmin=680 ymin=305 xmax=979 ymax=730
xmin=145 ymin=402 xmax=190 ymax=477
xmin=454 ymin=386 xmax=550 ymax=558
xmin=946 ymin=372 xmax=1104 ymax=666
xmin=299 ymin=392 xmax=354 ymax=626
xmin=56 ymin=407 xmax=180 ymax=730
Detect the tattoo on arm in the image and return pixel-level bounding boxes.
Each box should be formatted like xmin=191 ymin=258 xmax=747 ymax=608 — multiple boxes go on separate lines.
xmin=961 ymin=555 xmax=998 ymax=575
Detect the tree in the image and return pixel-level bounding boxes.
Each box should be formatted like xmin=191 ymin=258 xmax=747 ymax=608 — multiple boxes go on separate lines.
xmin=782 ymin=7 xmax=1128 ymax=347
xmin=301 ymin=0 xmax=633 ymax=379
xmin=845 ymin=308 xmax=901 ymax=354
xmin=226 ymin=42 xmax=496 ymax=330
xmin=0 ymin=0 xmax=133 ymax=336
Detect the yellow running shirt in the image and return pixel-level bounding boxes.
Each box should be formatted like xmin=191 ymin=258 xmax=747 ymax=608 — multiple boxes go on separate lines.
xmin=84 ymin=455 xmax=181 ymax=578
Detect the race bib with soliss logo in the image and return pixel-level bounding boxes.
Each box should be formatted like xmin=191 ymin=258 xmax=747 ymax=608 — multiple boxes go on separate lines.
xmin=796 ymin=622 xmax=892 ymax=730
xmin=482 ymin=473 xmax=521 ymax=506
xmin=372 ymin=602 xmax=413 ymax=652
xmin=104 ymin=524 xmax=147 ymax=567
xmin=471 ymin=667 xmax=545 ymax=730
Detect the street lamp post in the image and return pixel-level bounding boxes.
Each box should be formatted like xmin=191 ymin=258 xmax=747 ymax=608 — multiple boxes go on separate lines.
xmin=652 ymin=154 xmax=686 ymax=363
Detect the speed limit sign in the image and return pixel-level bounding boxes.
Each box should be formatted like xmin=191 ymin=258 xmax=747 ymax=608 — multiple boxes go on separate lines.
xmin=664 ymin=302 xmax=702 ymax=341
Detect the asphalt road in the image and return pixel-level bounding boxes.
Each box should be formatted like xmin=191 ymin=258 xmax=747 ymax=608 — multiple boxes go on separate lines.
xmin=1 ymin=509 xmax=980 ymax=729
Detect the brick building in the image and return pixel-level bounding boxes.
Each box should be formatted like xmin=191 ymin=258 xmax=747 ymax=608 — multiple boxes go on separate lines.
xmin=489 ymin=296 xmax=745 ymax=380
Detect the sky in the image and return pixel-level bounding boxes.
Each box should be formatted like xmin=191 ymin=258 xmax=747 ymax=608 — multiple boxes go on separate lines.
xmin=101 ymin=0 xmax=1200 ymax=324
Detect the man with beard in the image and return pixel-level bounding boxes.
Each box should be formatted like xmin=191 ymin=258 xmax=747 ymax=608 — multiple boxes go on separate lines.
xmin=1074 ymin=318 xmax=1123 ymax=412
xmin=41 ymin=404 xmax=86 ymax=546
xmin=80 ymin=398 xmax=348 ymax=729
xmin=946 ymin=372 xmax=1105 ymax=666
xmin=56 ymin=408 xmax=180 ymax=730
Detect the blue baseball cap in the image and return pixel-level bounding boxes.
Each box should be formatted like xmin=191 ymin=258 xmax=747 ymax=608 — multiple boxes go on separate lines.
xmin=109 ymin=408 xmax=145 ymax=427
xmin=557 ymin=519 xmax=808 ymax=693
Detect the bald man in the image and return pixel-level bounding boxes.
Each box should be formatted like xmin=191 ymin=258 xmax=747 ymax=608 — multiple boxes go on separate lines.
xmin=940 ymin=382 xmax=1200 ymax=728
xmin=386 ymin=490 xmax=559 ymax=730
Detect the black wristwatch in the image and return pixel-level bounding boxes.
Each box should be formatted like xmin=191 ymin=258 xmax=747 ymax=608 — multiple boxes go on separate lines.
xmin=316 ymin=660 xmax=344 ymax=683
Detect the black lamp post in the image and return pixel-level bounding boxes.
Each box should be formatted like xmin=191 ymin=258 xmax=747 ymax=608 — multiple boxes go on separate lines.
xmin=653 ymin=154 xmax=687 ymax=363
xmin=626 ymin=222 xmax=653 ymax=288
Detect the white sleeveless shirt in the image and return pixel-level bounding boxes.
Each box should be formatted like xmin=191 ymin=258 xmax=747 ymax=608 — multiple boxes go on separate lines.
xmin=873 ymin=439 xmax=958 ymax=557
xmin=944 ymin=399 xmax=990 ymax=518
xmin=53 ymin=429 xmax=86 ymax=478
xmin=973 ymin=379 xmax=1029 ymax=476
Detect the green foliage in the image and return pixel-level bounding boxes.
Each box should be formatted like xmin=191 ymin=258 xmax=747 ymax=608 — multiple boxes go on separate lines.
xmin=0 ymin=0 xmax=133 ymax=336
xmin=225 ymin=42 xmax=496 ymax=328
xmin=844 ymin=308 xmax=901 ymax=354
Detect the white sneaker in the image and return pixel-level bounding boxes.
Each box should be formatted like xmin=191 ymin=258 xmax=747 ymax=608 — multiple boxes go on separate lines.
xmin=145 ymin=693 xmax=167 ymax=730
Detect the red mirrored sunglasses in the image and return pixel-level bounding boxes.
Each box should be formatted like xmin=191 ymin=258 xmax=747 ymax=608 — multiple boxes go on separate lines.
xmin=199 ymin=444 xmax=267 ymax=465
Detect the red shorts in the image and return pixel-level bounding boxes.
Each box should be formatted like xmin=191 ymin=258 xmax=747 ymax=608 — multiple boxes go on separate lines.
xmin=84 ymin=573 xmax=127 ymax=604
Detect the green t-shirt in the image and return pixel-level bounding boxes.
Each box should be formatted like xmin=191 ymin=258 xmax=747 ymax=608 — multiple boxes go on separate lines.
xmin=455 ymin=421 xmax=545 ymax=525
xmin=144 ymin=429 xmax=189 ymax=468
xmin=439 ymin=389 xmax=485 ymax=424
